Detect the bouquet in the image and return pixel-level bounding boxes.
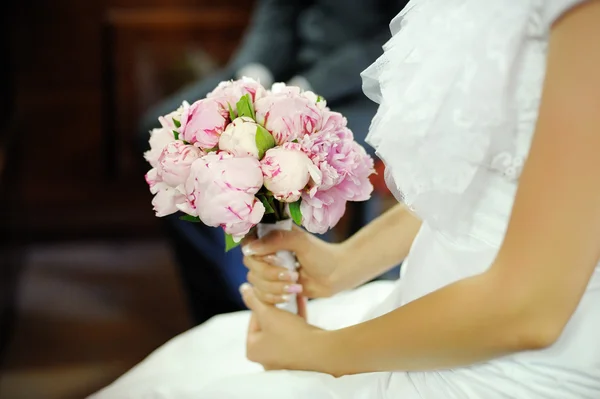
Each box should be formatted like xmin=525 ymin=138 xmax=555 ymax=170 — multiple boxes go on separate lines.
xmin=144 ymin=77 xmax=374 ymax=313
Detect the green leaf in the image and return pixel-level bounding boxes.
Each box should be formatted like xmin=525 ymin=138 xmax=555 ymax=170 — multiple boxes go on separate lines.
xmin=288 ymin=199 xmax=302 ymax=226
xmin=255 ymin=125 xmax=275 ymax=159
xmin=179 ymin=215 xmax=201 ymax=223
xmin=316 ymin=95 xmax=324 ymax=103
xmin=225 ymin=232 xmax=241 ymax=252
xmin=257 ymin=195 xmax=275 ymax=214
xmin=235 ymin=94 xmax=255 ymax=120
xmin=172 ymin=118 xmax=181 ymax=128
xmin=227 ymin=103 xmax=236 ymax=121
xmin=172 ymin=130 xmax=180 ymax=140
xmin=268 ymin=196 xmax=281 ymax=219
xmin=205 ymin=146 xmax=218 ymax=153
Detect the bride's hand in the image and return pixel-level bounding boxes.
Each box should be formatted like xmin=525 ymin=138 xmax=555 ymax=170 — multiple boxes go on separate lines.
xmin=240 ymin=283 xmax=320 ymax=370
xmin=241 ymin=226 xmax=345 ymax=305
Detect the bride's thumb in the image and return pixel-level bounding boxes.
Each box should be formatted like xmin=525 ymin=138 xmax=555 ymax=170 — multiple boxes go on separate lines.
xmin=240 ymin=283 xmax=268 ymax=319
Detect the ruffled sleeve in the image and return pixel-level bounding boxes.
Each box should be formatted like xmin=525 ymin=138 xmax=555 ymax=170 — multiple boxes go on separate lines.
xmin=542 ymin=0 xmax=592 ymax=26
xmin=361 ymin=1 xmax=538 ymax=238
xmin=360 ymin=0 xmax=595 ymax=241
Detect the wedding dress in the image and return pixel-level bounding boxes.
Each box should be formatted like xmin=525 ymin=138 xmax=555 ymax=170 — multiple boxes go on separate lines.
xmin=91 ymin=0 xmax=600 ymax=397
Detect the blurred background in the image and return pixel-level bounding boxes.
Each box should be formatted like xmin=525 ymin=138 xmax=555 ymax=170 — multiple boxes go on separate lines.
xmin=0 ymin=1 xmax=396 ymax=398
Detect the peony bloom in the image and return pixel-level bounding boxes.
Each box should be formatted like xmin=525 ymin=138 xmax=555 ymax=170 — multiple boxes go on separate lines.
xmin=318 ymin=110 xmax=348 ymax=136
xmin=156 ymin=141 xmax=204 ymax=187
xmin=298 ymin=128 xmax=343 ymax=192
xmin=300 ymin=90 xmax=328 ymax=110
xmin=218 ymin=117 xmax=262 ymax=158
xmin=144 ymin=127 xmax=176 ymax=168
xmin=145 ymin=167 xmax=162 ymax=194
xmin=145 ymin=168 xmax=186 ymax=217
xmin=151 ymin=185 xmax=187 ymax=217
xmin=299 ymin=188 xmax=347 ymax=234
xmin=299 ymin=111 xmax=374 ymax=201
xmin=270 ymin=82 xmax=302 ymax=96
xmin=271 ymin=83 xmax=328 ymax=110
xmin=331 ymin=140 xmax=374 ymax=202
xmin=217 ymin=198 xmax=265 ymax=242
xmin=180 ymin=152 xmax=265 ymax=241
xmin=207 ymin=77 xmax=266 ymax=105
xmin=254 ymin=88 xmax=323 ymax=144
xmin=261 ymin=143 xmax=321 ymax=203
xmin=179 ymin=98 xmax=229 ymax=150
xmin=158 ymin=101 xmax=189 ymax=131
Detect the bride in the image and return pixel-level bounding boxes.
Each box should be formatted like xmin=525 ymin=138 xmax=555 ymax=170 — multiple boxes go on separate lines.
xmin=92 ymin=0 xmax=600 ymax=397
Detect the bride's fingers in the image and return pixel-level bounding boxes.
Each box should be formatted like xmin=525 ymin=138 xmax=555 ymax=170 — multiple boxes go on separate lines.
xmin=248 ymin=311 xmax=260 ymax=334
xmin=247 ymin=271 xmax=303 ymax=297
xmin=240 ymin=283 xmax=259 ymax=314
xmin=240 ymin=284 xmax=268 ymax=332
xmin=240 ymin=231 xmax=258 ymax=248
xmin=297 ymin=295 xmax=308 ymax=320
xmin=243 ymin=255 xmax=299 ymax=282
xmin=252 ymin=286 xmax=292 ymax=305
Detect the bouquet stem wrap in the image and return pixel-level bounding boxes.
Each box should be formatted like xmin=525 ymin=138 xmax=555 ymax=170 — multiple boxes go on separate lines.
xmin=256 ymin=219 xmax=298 ymax=314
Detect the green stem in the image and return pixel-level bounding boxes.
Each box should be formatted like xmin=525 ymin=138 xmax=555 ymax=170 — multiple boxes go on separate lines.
xmin=278 ymin=201 xmax=287 ymax=221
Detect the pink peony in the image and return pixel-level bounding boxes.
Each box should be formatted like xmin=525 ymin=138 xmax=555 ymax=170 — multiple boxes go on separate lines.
xmin=299 ymin=111 xmax=374 ymax=201
xmin=156 ymin=141 xmax=204 ymax=187
xmin=158 ymin=102 xmax=189 ymax=131
xmin=218 ymin=117 xmax=261 ymax=158
xmin=151 ymin=185 xmax=187 ymax=217
xmin=270 ymin=83 xmax=328 ymax=110
xmin=145 ymin=167 xmax=162 ymax=193
xmin=180 ymin=152 xmax=265 ymax=241
xmin=299 ymin=188 xmax=347 ymax=234
xmin=299 ymin=130 xmax=344 ymax=192
xmin=254 ymin=89 xmax=323 ymax=144
xmin=269 ymin=82 xmax=302 ymax=96
xmin=179 ymin=98 xmax=229 ymax=150
xmin=219 ymin=200 xmax=265 ymax=242
xmin=301 ymin=90 xmax=328 ymax=110
xmin=331 ymin=140 xmax=374 ymax=201
xmin=298 ymin=123 xmax=346 ymax=191
xmin=207 ymin=77 xmax=266 ymax=105
xmin=144 ymin=127 xmax=176 ymax=168
xmin=145 ymin=168 xmax=186 ymax=217
xmin=319 ymin=110 xmax=348 ymax=136
xmin=261 ymin=143 xmax=321 ymax=203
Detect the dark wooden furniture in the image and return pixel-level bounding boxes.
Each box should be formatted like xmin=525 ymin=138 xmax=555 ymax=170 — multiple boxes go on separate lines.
xmin=0 ymin=6 xmax=18 ymax=361
xmin=102 ymin=7 xmax=251 ymax=178
xmin=0 ymin=0 xmax=253 ymax=366
xmin=4 ymin=2 xmax=253 ymax=240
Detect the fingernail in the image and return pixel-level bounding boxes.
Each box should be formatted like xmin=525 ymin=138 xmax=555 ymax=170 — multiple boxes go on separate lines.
xmin=281 ymin=294 xmax=291 ymax=302
xmin=278 ymin=271 xmax=299 ymax=282
xmin=242 ymin=245 xmax=254 ymax=256
xmin=239 ymin=283 xmax=252 ymax=294
xmin=265 ymin=255 xmax=282 ymax=265
xmin=284 ymin=284 xmax=303 ymax=294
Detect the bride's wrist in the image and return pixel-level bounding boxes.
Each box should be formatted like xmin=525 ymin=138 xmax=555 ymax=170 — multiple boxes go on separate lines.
xmin=327 ymin=241 xmax=360 ymax=294
xmin=293 ymin=328 xmax=340 ymax=375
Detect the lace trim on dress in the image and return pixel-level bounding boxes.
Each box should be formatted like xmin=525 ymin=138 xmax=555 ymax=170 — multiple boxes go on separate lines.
xmin=361 ymin=0 xmax=550 ymax=237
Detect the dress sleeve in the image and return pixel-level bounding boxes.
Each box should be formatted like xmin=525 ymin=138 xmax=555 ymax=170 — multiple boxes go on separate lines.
xmin=542 ymin=0 xmax=592 ymax=27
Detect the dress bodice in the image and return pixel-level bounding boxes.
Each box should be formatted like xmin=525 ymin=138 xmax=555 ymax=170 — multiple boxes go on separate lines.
xmin=362 ymin=2 xmax=600 ymax=396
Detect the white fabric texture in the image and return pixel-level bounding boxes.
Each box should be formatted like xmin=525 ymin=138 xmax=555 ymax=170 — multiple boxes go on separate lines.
xmin=90 ymin=1 xmax=600 ymax=398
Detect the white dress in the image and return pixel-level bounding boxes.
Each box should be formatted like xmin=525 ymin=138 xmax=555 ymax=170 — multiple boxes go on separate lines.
xmin=91 ymin=0 xmax=600 ymax=398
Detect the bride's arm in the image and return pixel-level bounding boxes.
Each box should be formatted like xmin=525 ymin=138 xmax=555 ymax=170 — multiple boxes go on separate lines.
xmin=332 ymin=202 xmax=422 ymax=290
xmin=244 ymin=202 xmax=421 ymax=301
xmin=300 ymin=1 xmax=600 ymax=376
